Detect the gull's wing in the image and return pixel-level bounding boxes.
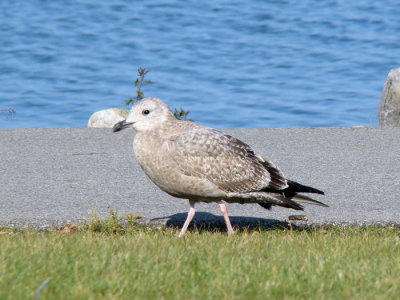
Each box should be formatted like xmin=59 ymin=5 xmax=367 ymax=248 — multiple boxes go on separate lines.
xmin=163 ymin=128 xmax=288 ymax=193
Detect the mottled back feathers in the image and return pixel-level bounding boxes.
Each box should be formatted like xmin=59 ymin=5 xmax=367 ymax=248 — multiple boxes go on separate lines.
xmin=165 ymin=128 xmax=287 ymax=194
xmin=121 ymin=97 xmax=326 ymax=210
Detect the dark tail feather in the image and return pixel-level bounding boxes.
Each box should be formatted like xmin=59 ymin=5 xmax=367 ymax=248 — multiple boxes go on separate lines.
xmin=291 ymin=194 xmax=329 ymax=207
xmin=259 ymin=180 xmax=326 ymax=210
xmin=284 ymin=180 xmax=324 ymax=197
xmin=259 ymin=197 xmax=304 ymax=211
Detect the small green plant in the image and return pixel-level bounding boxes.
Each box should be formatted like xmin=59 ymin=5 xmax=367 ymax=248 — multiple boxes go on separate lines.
xmin=173 ymin=107 xmax=193 ymax=121
xmin=125 ymin=67 xmax=192 ymax=121
xmin=88 ymin=210 xmax=143 ymax=234
xmin=125 ymin=67 xmax=153 ymax=106
xmin=88 ymin=209 xmax=124 ymax=234
xmin=125 ymin=214 xmax=142 ymax=227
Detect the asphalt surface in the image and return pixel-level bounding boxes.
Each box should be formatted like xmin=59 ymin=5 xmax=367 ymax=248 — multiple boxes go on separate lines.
xmin=1 ymin=127 xmax=399 ymax=230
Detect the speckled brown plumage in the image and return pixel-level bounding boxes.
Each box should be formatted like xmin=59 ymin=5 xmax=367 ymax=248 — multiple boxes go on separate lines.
xmin=113 ymin=97 xmax=327 ymax=236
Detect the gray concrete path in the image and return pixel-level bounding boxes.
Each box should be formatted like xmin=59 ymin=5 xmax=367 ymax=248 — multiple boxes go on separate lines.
xmin=1 ymin=127 xmax=399 ymax=230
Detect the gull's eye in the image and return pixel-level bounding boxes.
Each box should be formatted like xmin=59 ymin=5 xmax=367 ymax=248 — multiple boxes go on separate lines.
xmin=142 ymin=109 xmax=150 ymax=115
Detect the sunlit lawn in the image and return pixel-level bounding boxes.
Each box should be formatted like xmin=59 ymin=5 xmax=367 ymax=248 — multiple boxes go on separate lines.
xmin=1 ymin=221 xmax=399 ymax=299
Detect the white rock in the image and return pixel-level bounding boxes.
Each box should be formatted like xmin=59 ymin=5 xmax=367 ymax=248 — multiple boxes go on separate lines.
xmin=378 ymin=68 xmax=400 ymax=127
xmin=88 ymin=108 xmax=129 ymax=128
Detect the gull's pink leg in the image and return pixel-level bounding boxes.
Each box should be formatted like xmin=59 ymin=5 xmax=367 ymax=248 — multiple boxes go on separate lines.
xmin=178 ymin=200 xmax=196 ymax=237
xmin=218 ymin=201 xmax=235 ymax=235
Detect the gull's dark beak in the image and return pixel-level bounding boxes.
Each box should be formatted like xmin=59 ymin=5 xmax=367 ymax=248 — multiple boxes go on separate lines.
xmin=113 ymin=120 xmax=134 ymax=132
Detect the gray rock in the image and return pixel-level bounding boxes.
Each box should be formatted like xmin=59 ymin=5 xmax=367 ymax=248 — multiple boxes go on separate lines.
xmin=88 ymin=108 xmax=129 ymax=128
xmin=378 ymin=68 xmax=400 ymax=127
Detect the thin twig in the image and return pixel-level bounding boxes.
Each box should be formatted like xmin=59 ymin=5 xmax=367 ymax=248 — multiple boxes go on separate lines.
xmin=0 ymin=107 xmax=16 ymax=118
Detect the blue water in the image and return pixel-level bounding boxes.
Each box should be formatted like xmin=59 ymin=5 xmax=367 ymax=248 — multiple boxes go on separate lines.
xmin=1 ymin=1 xmax=399 ymax=129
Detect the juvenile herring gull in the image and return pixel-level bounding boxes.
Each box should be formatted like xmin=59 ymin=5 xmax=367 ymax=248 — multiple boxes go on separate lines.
xmin=113 ymin=97 xmax=327 ymax=236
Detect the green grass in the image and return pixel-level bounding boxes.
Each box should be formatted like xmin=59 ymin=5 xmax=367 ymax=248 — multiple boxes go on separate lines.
xmin=0 ymin=223 xmax=399 ymax=299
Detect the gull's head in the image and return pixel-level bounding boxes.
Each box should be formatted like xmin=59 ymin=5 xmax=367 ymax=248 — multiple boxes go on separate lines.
xmin=113 ymin=97 xmax=174 ymax=133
